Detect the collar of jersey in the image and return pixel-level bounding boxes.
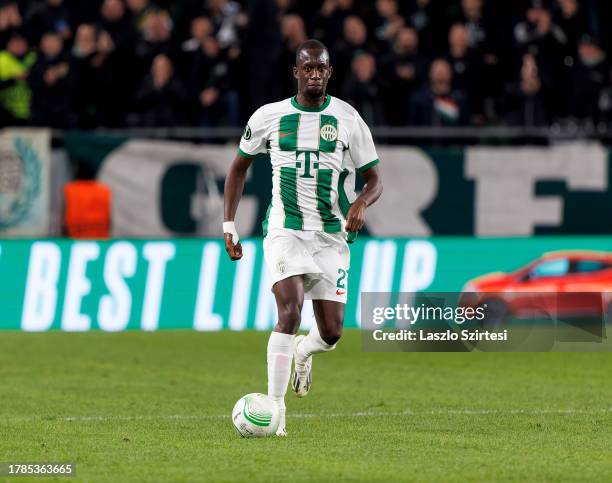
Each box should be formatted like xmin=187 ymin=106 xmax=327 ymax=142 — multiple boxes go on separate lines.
xmin=291 ymin=95 xmax=331 ymax=112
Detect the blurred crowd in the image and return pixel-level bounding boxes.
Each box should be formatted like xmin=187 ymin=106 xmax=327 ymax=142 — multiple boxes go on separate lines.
xmin=0 ymin=0 xmax=611 ymax=129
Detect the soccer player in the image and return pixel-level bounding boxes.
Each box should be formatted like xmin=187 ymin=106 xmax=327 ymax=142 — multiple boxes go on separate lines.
xmin=223 ymin=39 xmax=382 ymax=436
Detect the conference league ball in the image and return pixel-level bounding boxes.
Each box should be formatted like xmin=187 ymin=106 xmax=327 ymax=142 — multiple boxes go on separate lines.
xmin=232 ymin=393 xmax=280 ymax=438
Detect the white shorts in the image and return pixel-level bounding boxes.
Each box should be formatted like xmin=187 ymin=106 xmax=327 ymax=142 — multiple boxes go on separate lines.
xmin=263 ymin=228 xmax=350 ymax=304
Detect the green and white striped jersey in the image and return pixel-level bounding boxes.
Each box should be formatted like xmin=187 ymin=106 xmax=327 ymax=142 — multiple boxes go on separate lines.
xmin=238 ymin=95 xmax=379 ymax=238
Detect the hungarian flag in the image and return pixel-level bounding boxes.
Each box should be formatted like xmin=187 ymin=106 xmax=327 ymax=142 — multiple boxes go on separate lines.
xmin=434 ymin=97 xmax=460 ymax=122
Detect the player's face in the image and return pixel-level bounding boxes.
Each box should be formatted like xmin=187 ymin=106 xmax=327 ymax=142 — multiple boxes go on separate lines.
xmin=294 ymin=49 xmax=333 ymax=98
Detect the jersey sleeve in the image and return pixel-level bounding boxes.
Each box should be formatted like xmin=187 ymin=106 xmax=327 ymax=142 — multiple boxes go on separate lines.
xmin=238 ymin=108 xmax=268 ymax=158
xmin=347 ymin=112 xmax=380 ymax=173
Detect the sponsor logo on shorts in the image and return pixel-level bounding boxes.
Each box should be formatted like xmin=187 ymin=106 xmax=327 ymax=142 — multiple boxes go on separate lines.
xmin=276 ymin=259 xmax=287 ymax=274
xmin=335 ymin=289 xmax=346 ymax=296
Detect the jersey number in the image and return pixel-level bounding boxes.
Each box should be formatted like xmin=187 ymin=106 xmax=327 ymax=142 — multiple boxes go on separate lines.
xmin=336 ymin=268 xmax=348 ymax=289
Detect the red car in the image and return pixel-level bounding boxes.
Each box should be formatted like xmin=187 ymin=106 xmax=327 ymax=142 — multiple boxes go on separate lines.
xmin=461 ymin=250 xmax=612 ymax=324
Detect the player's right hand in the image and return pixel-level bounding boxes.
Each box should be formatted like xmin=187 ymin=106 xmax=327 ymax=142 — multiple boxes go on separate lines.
xmin=224 ymin=233 xmax=243 ymax=261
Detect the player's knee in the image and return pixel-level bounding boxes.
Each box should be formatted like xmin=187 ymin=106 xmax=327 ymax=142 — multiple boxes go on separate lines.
xmin=276 ymin=302 xmax=302 ymax=332
xmin=320 ymin=326 xmax=342 ymax=346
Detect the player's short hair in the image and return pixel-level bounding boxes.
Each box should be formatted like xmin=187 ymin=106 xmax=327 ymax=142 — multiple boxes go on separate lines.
xmin=296 ymin=39 xmax=329 ymax=65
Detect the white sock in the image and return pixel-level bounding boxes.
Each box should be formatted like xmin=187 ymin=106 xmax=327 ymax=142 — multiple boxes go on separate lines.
xmin=296 ymin=323 xmax=336 ymax=358
xmin=267 ymin=331 xmax=294 ymax=414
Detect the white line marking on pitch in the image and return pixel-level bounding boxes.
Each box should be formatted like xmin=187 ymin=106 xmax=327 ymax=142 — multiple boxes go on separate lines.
xmin=2 ymin=408 xmax=612 ymax=423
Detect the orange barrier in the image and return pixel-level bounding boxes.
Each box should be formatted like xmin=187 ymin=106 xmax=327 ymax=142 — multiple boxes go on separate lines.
xmin=64 ymin=181 xmax=111 ymax=239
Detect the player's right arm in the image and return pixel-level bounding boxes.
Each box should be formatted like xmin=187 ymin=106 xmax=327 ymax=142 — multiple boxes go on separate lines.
xmin=223 ymin=154 xmax=253 ymax=260
xmin=223 ymin=107 xmax=268 ymax=261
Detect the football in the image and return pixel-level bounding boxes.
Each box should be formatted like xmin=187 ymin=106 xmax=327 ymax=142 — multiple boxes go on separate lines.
xmin=231 ymin=393 xmax=280 ymax=438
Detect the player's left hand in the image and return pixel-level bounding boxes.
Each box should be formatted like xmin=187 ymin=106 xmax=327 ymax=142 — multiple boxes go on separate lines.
xmin=345 ymin=199 xmax=367 ymax=232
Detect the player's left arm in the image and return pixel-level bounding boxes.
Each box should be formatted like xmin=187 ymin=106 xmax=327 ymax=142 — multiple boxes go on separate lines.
xmin=345 ymin=165 xmax=382 ymax=232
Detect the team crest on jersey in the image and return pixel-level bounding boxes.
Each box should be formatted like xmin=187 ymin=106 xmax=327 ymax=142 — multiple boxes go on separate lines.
xmin=243 ymin=124 xmax=252 ymax=140
xmin=320 ymin=123 xmax=338 ymax=142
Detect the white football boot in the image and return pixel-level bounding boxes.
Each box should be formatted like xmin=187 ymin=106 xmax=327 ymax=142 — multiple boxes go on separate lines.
xmin=291 ymin=335 xmax=312 ymax=398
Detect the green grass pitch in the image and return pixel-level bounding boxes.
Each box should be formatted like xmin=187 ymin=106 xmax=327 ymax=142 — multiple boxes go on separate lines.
xmin=1 ymin=330 xmax=611 ymax=482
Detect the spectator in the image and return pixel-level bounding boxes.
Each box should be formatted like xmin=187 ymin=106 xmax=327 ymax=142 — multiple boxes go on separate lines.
xmin=460 ymin=0 xmax=512 ymax=110
xmin=28 ymin=31 xmax=75 ymax=127
xmin=206 ymin=0 xmax=246 ymax=49
xmin=445 ymin=23 xmax=484 ymax=122
xmin=126 ymin=0 xmax=158 ymax=33
xmin=131 ymin=54 xmax=187 ymax=125
xmin=71 ymin=23 xmax=117 ymax=128
xmin=181 ymin=16 xmax=214 ymax=53
xmin=70 ymin=23 xmax=99 ymax=127
xmin=96 ymin=0 xmax=139 ymax=125
xmin=280 ymin=0 xmax=318 ymax=24
xmin=379 ymin=26 xmax=426 ymax=124
xmin=447 ymin=24 xmax=478 ymax=89
xmin=134 ymin=9 xmax=176 ymax=75
xmin=25 ymin=0 xmax=72 ymax=43
xmin=0 ymin=1 xmax=23 ymax=47
xmin=338 ymin=15 xmax=369 ymax=52
xmin=281 ymin=14 xmax=307 ymax=52
xmin=371 ymin=0 xmax=405 ymax=49
xmin=344 ymin=52 xmax=386 ymax=125
xmin=409 ymin=59 xmax=470 ymax=126
xmin=179 ymin=15 xmax=214 ymax=77
xmin=406 ymin=0 xmax=445 ymax=56
xmin=514 ymin=0 xmax=570 ymax=116
xmin=460 ymin=0 xmax=489 ymax=51
xmin=514 ymin=1 xmax=568 ymax=60
xmin=0 ymin=31 xmax=36 ymax=125
xmin=570 ymin=35 xmax=610 ymax=121
xmin=463 ymin=1 xmax=506 ymax=65
xmin=504 ymin=53 xmax=549 ymax=126
xmin=313 ymin=0 xmax=357 ymax=49
xmin=190 ymin=35 xmax=240 ymax=126
xmin=98 ymin=0 xmax=138 ymax=50
xmin=277 ymin=14 xmax=307 ymax=98
xmin=332 ymin=16 xmax=369 ymax=93
xmin=244 ymin=0 xmax=282 ymax=112
xmin=554 ymin=0 xmax=591 ymax=47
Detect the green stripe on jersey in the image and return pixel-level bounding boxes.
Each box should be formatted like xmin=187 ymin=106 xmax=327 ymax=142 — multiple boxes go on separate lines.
xmin=319 ymin=115 xmax=338 ymax=153
xmin=338 ymin=169 xmax=357 ymax=243
xmin=238 ymin=148 xmax=257 ymax=158
xmin=279 ymin=113 xmax=300 ymax=151
xmin=280 ymin=167 xmax=303 ymax=229
xmin=317 ymin=169 xmax=341 ymax=232
xmin=262 ymin=203 xmax=272 ymax=236
xmin=337 ymin=169 xmax=351 ymax=217
xmin=291 ymin=95 xmax=331 ymax=112
xmin=357 ymin=158 xmax=380 ymax=173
